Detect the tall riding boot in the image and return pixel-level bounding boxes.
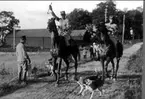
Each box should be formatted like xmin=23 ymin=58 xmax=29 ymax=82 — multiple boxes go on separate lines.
xmin=65 ymin=39 xmax=70 ymax=46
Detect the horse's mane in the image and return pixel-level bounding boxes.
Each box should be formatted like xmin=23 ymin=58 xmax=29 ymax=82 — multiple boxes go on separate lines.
xmin=97 ymin=23 xmax=109 ymax=39
xmin=47 ymin=18 xmax=59 ymax=36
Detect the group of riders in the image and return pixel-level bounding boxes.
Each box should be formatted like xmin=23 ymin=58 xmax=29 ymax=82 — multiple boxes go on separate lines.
xmin=16 ymin=4 xmax=119 ymax=85
xmin=48 ymin=4 xmax=118 ymax=59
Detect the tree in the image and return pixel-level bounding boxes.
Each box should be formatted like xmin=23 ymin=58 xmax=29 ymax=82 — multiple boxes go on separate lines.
xmin=67 ymin=8 xmax=92 ymax=30
xmin=0 ymin=11 xmax=19 ymax=46
xmin=124 ymin=9 xmax=143 ymax=39
xmin=91 ymin=1 xmax=117 ymax=25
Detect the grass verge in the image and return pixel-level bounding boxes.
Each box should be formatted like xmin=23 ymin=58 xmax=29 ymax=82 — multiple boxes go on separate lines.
xmin=123 ymin=45 xmax=142 ymax=99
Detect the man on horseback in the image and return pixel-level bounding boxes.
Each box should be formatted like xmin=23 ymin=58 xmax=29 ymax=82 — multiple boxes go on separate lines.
xmin=105 ymin=16 xmax=118 ymax=36
xmin=49 ymin=4 xmax=71 ymax=47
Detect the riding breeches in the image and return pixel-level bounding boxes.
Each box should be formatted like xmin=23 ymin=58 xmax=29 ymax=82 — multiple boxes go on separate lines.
xmin=17 ymin=61 xmax=28 ymax=81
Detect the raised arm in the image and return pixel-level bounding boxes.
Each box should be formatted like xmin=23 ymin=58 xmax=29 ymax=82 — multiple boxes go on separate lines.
xmin=49 ymin=4 xmax=60 ymax=21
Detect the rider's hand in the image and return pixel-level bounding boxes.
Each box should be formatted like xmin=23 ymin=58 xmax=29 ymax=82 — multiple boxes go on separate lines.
xmin=49 ymin=4 xmax=53 ymax=11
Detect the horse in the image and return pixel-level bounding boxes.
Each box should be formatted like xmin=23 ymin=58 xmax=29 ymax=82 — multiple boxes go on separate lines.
xmin=90 ymin=22 xmax=123 ymax=80
xmin=47 ymin=18 xmax=80 ymax=86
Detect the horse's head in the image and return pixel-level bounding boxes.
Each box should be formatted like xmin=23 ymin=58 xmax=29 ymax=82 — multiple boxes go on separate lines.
xmin=47 ymin=18 xmax=58 ymax=35
xmin=90 ymin=23 xmax=108 ymax=44
xmin=93 ymin=22 xmax=109 ymax=43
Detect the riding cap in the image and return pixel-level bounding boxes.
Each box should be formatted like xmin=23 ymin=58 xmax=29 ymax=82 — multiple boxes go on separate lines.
xmin=21 ymin=35 xmax=26 ymax=40
xmin=60 ymin=11 xmax=66 ymax=15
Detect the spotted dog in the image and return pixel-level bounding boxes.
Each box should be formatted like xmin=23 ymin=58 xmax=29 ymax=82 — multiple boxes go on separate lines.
xmin=77 ymin=74 xmax=105 ymax=99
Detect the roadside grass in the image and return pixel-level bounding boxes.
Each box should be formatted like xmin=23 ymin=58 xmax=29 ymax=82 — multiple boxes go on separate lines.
xmin=0 ymin=42 xmax=142 ymax=98
xmin=127 ymin=45 xmax=143 ymax=73
xmin=123 ymin=45 xmax=143 ymax=99
xmin=0 ymin=63 xmax=10 ymax=76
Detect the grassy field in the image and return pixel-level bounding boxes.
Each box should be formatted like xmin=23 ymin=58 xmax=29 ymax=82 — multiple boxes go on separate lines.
xmin=123 ymin=45 xmax=142 ymax=99
xmin=0 ymin=43 xmax=132 ymax=85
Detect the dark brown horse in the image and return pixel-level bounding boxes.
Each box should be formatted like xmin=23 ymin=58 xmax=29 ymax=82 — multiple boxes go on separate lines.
xmin=91 ymin=23 xmax=123 ymax=80
xmin=47 ymin=18 xmax=80 ymax=86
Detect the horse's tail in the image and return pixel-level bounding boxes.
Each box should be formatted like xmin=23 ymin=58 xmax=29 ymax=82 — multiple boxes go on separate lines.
xmin=77 ymin=48 xmax=81 ymax=61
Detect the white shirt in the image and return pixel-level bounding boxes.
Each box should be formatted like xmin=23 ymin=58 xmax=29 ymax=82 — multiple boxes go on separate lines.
xmin=58 ymin=18 xmax=69 ymax=30
xmin=57 ymin=18 xmax=69 ymax=35
xmin=105 ymin=23 xmax=117 ymax=33
xmin=16 ymin=43 xmax=27 ymax=62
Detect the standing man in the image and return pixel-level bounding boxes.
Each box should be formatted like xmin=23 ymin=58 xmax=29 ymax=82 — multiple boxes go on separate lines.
xmin=49 ymin=4 xmax=71 ymax=46
xmin=89 ymin=45 xmax=94 ymax=60
xmin=130 ymin=27 xmax=134 ymax=40
xmin=16 ymin=36 xmax=31 ymax=84
xmin=130 ymin=27 xmax=134 ymax=44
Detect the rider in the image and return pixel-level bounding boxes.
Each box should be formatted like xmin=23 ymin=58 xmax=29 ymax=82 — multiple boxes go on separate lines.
xmin=49 ymin=4 xmax=71 ymax=46
xmin=105 ymin=16 xmax=118 ymax=36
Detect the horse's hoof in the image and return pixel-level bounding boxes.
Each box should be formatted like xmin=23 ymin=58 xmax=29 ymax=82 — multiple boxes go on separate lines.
xmin=55 ymin=83 xmax=59 ymax=87
xmin=64 ymin=76 xmax=68 ymax=81
xmin=113 ymin=78 xmax=116 ymax=81
xmin=110 ymin=76 xmax=113 ymax=80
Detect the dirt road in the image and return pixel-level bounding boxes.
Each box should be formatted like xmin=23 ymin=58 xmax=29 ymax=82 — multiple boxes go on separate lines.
xmin=0 ymin=42 xmax=143 ymax=99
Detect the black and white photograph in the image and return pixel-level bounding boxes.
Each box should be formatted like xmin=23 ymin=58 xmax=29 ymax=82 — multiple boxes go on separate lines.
xmin=0 ymin=1 xmax=143 ymax=99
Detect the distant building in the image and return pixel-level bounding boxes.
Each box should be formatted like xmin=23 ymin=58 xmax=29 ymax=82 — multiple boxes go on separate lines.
xmin=6 ymin=29 xmax=86 ymax=49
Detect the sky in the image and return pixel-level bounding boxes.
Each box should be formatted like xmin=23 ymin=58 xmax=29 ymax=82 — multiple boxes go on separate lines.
xmin=0 ymin=1 xmax=143 ymax=29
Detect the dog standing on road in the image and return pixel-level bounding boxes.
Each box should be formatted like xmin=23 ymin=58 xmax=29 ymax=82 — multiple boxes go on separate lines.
xmin=77 ymin=74 xmax=105 ymax=99
xmin=45 ymin=58 xmax=59 ymax=76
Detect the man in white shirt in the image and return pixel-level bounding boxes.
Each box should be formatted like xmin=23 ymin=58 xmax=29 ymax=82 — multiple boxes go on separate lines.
xmin=130 ymin=27 xmax=134 ymax=39
xmin=16 ymin=36 xmax=31 ymax=84
xmin=105 ymin=16 xmax=118 ymax=35
xmin=49 ymin=4 xmax=71 ymax=46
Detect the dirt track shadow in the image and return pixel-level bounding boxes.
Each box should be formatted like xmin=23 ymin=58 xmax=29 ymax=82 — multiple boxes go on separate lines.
xmin=117 ymin=73 xmax=142 ymax=80
xmin=0 ymin=81 xmax=27 ymax=98
xmin=0 ymin=73 xmax=56 ymax=98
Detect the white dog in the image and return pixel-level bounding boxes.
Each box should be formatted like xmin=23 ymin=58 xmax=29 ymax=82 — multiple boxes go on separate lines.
xmin=45 ymin=58 xmax=55 ymax=76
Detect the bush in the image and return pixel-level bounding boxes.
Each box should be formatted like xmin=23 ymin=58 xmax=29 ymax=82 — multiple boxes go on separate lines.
xmin=126 ymin=45 xmax=143 ymax=72
xmin=124 ymin=79 xmax=142 ymax=99
xmin=0 ymin=63 xmax=10 ymax=75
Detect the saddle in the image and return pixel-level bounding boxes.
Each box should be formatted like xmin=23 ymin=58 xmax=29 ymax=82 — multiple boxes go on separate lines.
xmin=96 ymin=44 xmax=110 ymax=58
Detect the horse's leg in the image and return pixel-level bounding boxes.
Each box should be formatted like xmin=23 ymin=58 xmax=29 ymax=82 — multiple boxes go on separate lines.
xmin=100 ymin=59 xmax=105 ymax=80
xmin=56 ymin=58 xmax=62 ymax=86
xmin=110 ymin=58 xmax=115 ymax=79
xmin=72 ymin=53 xmax=78 ymax=80
xmin=63 ymin=58 xmax=69 ymax=80
xmin=53 ymin=57 xmax=58 ymax=81
xmin=115 ymin=58 xmax=120 ymax=80
xmin=105 ymin=57 xmax=111 ymax=78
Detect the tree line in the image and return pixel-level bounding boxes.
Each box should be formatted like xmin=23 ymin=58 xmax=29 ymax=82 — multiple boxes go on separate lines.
xmin=67 ymin=1 xmax=143 ymax=40
xmin=0 ymin=1 xmax=143 ymax=46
